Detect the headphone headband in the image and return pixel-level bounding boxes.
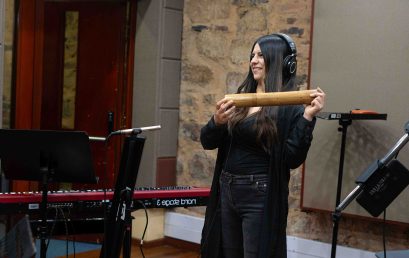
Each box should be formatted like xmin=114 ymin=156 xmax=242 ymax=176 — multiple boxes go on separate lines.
xmin=273 ymin=33 xmax=297 ymax=55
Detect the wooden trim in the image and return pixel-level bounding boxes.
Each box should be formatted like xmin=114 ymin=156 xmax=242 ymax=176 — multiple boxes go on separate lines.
xmin=300 ymin=0 xmax=315 ymax=210
xmin=306 ymin=0 xmax=315 ymax=90
xmin=12 ymin=0 xmax=43 ymax=192
xmin=300 ymin=163 xmax=306 ymax=210
xmin=32 ymin=0 xmax=45 ymax=129
xmin=13 ymin=0 xmax=44 ymax=128
xmin=14 ymin=0 xmax=36 ymax=129
xmin=132 ymin=237 xmax=165 ymax=248
xmin=13 ymin=0 xmax=44 ymax=130
xmin=163 ymin=236 xmax=201 ymax=252
xmin=131 ymin=236 xmax=200 ymax=252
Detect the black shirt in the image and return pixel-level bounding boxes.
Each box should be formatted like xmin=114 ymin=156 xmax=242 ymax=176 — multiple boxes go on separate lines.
xmin=224 ymin=113 xmax=270 ymax=175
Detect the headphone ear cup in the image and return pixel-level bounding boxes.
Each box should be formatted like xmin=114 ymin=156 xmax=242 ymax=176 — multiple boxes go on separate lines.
xmin=271 ymin=33 xmax=297 ymax=79
xmin=283 ymin=54 xmax=297 ymax=77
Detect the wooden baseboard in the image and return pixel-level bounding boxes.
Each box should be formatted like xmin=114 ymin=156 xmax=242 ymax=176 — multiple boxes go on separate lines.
xmin=131 ymin=237 xmax=165 ymax=247
xmin=164 ymin=236 xmax=201 ymax=252
xmin=132 ymin=236 xmax=200 ymax=252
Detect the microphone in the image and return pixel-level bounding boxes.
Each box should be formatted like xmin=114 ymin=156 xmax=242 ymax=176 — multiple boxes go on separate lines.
xmin=110 ymin=125 xmax=161 ymax=136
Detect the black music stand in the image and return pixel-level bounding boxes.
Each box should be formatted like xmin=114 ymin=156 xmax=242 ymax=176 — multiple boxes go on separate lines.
xmin=336 ymin=121 xmax=409 ymax=257
xmin=0 ymin=129 xmax=97 ymax=258
xmin=316 ymin=111 xmax=387 ymax=258
xmin=100 ymin=130 xmax=145 ymax=258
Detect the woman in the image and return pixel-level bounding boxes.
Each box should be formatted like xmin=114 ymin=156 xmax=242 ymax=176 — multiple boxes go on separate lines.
xmin=200 ymin=33 xmax=325 ymax=258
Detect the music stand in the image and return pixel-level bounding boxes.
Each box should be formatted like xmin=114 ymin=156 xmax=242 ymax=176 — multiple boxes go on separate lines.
xmin=0 ymin=129 xmax=97 ymax=258
xmin=336 ymin=121 xmax=409 ymax=258
xmin=316 ymin=111 xmax=387 ymax=258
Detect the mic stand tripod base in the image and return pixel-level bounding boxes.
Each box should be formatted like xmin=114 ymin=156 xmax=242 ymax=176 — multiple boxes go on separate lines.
xmin=121 ymin=187 xmax=134 ymax=258
xmin=330 ymin=184 xmax=363 ymax=258
xmin=123 ymin=213 xmax=135 ymax=258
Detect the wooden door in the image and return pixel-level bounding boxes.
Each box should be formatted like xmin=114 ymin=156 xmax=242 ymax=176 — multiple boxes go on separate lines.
xmin=12 ymin=0 xmax=136 ymax=191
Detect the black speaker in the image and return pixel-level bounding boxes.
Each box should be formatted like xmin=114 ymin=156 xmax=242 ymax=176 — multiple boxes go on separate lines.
xmin=273 ymin=33 xmax=297 ymax=77
xmin=356 ymin=159 xmax=409 ymax=217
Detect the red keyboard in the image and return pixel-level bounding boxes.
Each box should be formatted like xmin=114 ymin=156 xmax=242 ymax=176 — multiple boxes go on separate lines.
xmin=0 ymin=186 xmax=210 ymax=236
xmin=0 ymin=186 xmax=210 ymax=213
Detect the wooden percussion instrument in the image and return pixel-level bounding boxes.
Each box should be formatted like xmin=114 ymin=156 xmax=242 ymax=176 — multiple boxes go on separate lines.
xmin=224 ymin=89 xmax=315 ymax=107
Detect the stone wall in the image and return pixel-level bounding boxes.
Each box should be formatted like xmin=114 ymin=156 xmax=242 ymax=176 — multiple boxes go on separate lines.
xmin=177 ymin=0 xmax=409 ymax=252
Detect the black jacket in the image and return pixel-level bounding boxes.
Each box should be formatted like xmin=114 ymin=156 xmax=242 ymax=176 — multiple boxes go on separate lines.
xmin=200 ymin=105 xmax=316 ymax=258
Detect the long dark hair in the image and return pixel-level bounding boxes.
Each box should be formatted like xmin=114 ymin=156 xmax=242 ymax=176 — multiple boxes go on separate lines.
xmin=228 ymin=34 xmax=297 ymax=153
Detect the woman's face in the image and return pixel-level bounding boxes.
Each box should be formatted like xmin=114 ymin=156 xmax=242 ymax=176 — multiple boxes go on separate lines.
xmin=250 ymin=43 xmax=265 ymax=82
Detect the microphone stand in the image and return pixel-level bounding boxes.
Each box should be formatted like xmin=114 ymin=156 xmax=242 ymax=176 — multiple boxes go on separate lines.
xmin=100 ymin=125 xmax=160 ymax=258
xmin=332 ymin=121 xmax=409 ymax=257
xmin=315 ymin=111 xmax=387 ymax=258
xmin=330 ymin=118 xmax=351 ymax=258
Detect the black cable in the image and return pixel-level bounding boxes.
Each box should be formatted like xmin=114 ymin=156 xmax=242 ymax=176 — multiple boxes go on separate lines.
xmin=46 ymin=207 xmax=59 ymax=251
xmin=137 ymin=200 xmax=148 ymax=258
xmin=66 ymin=208 xmax=77 ymax=258
xmin=53 ymin=207 xmax=69 ymax=258
xmin=45 ymin=206 xmax=71 ymax=258
xmin=383 ymin=209 xmax=387 ymax=258
xmin=56 ymin=207 xmax=70 ymax=258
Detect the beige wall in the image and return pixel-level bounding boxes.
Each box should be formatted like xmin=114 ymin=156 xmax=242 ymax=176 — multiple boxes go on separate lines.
xmin=176 ymin=0 xmax=409 ymax=253
xmin=132 ymin=0 xmax=183 ymax=187
xmin=305 ymin=0 xmax=409 ymax=224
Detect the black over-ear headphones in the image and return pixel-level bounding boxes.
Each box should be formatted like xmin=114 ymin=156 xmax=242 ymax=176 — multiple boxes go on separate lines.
xmin=272 ymin=33 xmax=297 ymax=77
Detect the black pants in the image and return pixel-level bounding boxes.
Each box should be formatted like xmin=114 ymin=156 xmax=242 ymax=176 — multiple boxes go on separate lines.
xmin=220 ymin=171 xmax=268 ymax=258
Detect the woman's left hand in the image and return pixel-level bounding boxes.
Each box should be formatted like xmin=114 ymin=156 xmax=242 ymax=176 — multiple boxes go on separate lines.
xmin=304 ymin=87 xmax=325 ymax=121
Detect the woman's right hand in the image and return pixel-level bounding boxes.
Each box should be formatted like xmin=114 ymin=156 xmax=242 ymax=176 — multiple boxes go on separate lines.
xmin=214 ymin=98 xmax=235 ymax=126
